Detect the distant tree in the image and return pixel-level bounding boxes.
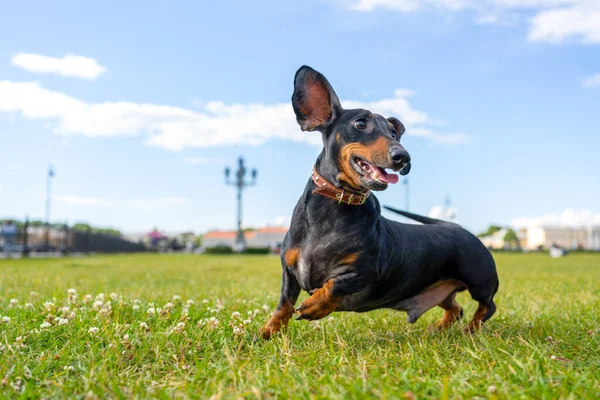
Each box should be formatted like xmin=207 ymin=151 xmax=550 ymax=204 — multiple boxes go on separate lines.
xmin=72 ymin=223 xmax=92 ymax=232
xmin=72 ymin=222 xmax=120 ymax=236
xmin=503 ymin=229 xmax=520 ymax=249
xmin=478 ymin=225 xmax=503 ymax=237
xmin=96 ymin=228 xmax=122 ymax=237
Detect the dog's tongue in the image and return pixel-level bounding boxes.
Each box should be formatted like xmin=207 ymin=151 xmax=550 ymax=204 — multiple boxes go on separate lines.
xmin=375 ymin=168 xmax=399 ymax=184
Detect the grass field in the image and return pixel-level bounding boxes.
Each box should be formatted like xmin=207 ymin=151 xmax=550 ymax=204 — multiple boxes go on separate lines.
xmin=0 ymin=253 xmax=598 ymax=399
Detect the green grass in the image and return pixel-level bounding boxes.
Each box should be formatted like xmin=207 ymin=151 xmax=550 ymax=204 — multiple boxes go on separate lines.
xmin=0 ymin=253 xmax=599 ymax=399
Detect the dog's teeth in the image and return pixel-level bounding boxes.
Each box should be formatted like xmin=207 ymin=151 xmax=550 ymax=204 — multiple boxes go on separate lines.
xmin=371 ymin=170 xmax=379 ymax=180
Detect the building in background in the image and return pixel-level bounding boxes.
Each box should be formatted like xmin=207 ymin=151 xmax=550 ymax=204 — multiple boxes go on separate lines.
xmin=479 ymin=228 xmax=509 ymax=250
xmin=203 ymin=226 xmax=288 ymax=252
xmin=525 ymin=226 xmax=600 ymax=251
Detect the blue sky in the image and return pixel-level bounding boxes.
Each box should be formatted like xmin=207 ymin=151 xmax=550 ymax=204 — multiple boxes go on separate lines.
xmin=1 ymin=0 xmax=599 ymax=234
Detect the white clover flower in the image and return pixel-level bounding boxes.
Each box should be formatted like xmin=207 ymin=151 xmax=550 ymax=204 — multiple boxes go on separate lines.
xmin=243 ymin=319 xmax=252 ymax=325
xmin=174 ymin=322 xmax=186 ymax=333
xmin=98 ymin=306 xmax=111 ymax=317
xmin=147 ymin=307 xmax=156 ymax=315
xmin=110 ymin=292 xmax=118 ymax=301
xmin=207 ymin=317 xmax=220 ymax=329
xmin=89 ymin=327 xmax=99 ymax=334
xmin=96 ymin=293 xmax=105 ymax=301
xmin=83 ymin=294 xmax=92 ymax=304
xmin=25 ymin=302 xmax=34 ymax=309
xmin=550 ymin=355 xmax=557 ymax=361
xmin=60 ymin=306 xmax=70 ymax=315
xmin=67 ymin=288 xmax=77 ymax=295
xmin=1 ymin=316 xmax=11 ymax=323
xmin=133 ymin=299 xmax=141 ymax=305
xmin=40 ymin=321 xmax=52 ymax=329
xmin=43 ymin=301 xmax=55 ymax=311
xmin=262 ymin=305 xmax=270 ymax=313
xmin=172 ymin=295 xmax=182 ymax=301
xmin=15 ymin=336 xmax=23 ymax=342
xmin=68 ymin=312 xmax=76 ymax=320
xmin=163 ymin=302 xmax=174 ymax=310
xmin=202 ymin=299 xmax=209 ymax=304
xmin=9 ymin=298 xmax=18 ymax=308
xmin=132 ymin=305 xmax=140 ymax=311
xmin=122 ymin=334 xmax=130 ymax=341
xmin=139 ymin=322 xmax=150 ymax=331
xmin=232 ymin=326 xmax=242 ymax=335
xmin=63 ymin=365 xmax=75 ymax=372
xmin=58 ymin=318 xmax=69 ymax=326
xmin=93 ymin=300 xmax=104 ymax=309
xmin=186 ymin=299 xmax=194 ymax=305
xmin=231 ymin=311 xmax=241 ymax=319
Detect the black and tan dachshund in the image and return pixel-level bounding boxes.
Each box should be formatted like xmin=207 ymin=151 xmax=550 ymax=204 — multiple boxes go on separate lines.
xmin=261 ymin=66 xmax=499 ymax=339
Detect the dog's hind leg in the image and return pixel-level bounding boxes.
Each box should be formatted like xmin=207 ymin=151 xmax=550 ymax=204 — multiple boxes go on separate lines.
xmin=435 ymin=292 xmax=463 ymax=330
xmin=465 ymin=280 xmax=498 ymax=333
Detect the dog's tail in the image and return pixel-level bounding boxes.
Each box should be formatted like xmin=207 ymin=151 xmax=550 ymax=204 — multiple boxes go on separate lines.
xmin=383 ymin=206 xmax=458 ymax=227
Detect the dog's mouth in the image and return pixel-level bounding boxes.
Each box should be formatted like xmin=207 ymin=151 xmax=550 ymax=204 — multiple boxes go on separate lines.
xmin=351 ymin=157 xmax=400 ymax=185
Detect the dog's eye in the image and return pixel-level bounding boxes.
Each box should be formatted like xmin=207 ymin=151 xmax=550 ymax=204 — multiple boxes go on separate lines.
xmin=353 ymin=118 xmax=367 ymax=130
xmin=390 ymin=131 xmax=397 ymax=140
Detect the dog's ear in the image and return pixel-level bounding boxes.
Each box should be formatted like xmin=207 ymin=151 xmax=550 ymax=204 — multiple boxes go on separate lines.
xmin=387 ymin=117 xmax=406 ymax=141
xmin=292 ymin=66 xmax=342 ymax=132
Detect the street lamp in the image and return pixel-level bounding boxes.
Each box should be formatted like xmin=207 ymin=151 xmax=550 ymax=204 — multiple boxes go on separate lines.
xmin=224 ymin=157 xmax=257 ymax=252
xmin=45 ymin=164 xmax=55 ymax=251
xmin=404 ymin=177 xmax=410 ymax=212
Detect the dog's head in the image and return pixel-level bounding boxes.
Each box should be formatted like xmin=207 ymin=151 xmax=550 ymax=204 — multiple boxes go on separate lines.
xmin=292 ymin=65 xmax=411 ymax=192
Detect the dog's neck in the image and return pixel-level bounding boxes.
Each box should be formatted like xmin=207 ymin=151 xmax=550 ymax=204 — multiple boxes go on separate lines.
xmin=311 ymin=166 xmax=370 ymax=206
xmin=314 ymin=151 xmax=358 ymax=192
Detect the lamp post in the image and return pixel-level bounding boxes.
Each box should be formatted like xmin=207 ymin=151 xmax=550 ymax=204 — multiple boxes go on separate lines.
xmin=45 ymin=165 xmax=54 ymax=251
xmin=404 ymin=177 xmax=410 ymax=212
xmin=224 ymin=157 xmax=257 ymax=252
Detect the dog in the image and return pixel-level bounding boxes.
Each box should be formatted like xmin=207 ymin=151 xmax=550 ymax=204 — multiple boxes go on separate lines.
xmin=261 ymin=66 xmax=499 ymax=339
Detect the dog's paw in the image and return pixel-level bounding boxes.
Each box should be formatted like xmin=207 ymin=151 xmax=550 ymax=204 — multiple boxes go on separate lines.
xmin=295 ymin=300 xmax=333 ymax=320
xmin=295 ymin=296 xmax=339 ymax=321
xmin=295 ymin=280 xmax=341 ymax=321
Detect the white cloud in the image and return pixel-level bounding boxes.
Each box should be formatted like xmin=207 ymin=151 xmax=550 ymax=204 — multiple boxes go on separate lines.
xmin=528 ymin=4 xmax=600 ymax=44
xmin=56 ymin=195 xmax=111 ymax=206
xmin=341 ymin=0 xmax=600 ymax=44
xmin=0 ymin=80 xmax=465 ymax=151
xmin=12 ymin=53 xmax=107 ymax=80
xmin=511 ymin=209 xmax=600 ymax=228
xmin=273 ymin=216 xmax=291 ymax=227
xmin=393 ymin=88 xmax=416 ymax=97
xmin=56 ymin=194 xmax=190 ymax=212
xmin=581 ymin=73 xmax=600 ymax=87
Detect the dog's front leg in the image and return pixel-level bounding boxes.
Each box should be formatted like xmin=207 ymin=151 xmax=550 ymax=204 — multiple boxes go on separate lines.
xmin=261 ymin=268 xmax=301 ymax=339
xmin=296 ymin=272 xmax=367 ymax=321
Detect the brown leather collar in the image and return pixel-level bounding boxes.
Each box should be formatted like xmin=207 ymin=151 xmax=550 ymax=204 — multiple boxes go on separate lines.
xmin=311 ymin=166 xmax=370 ymax=206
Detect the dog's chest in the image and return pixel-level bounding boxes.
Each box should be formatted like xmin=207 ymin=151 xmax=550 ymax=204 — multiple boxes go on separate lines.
xmin=291 ymin=230 xmax=360 ymax=292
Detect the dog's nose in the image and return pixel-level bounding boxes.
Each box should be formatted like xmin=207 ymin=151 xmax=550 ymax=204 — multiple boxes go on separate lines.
xmin=389 ymin=147 xmax=410 ymax=165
